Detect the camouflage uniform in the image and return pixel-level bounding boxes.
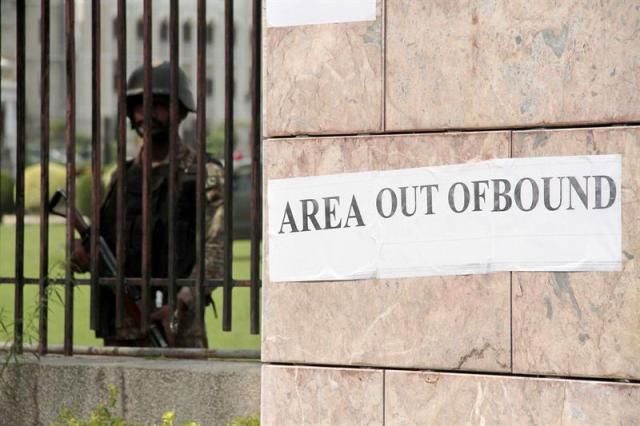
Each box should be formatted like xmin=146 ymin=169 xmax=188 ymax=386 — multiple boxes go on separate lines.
xmin=173 ymin=144 xmax=225 ymax=348
xmin=96 ymin=142 xmax=224 ymax=348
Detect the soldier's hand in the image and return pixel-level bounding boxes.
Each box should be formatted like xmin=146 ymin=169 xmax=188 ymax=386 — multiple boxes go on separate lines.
xmin=149 ymin=305 xmax=176 ymax=347
xmin=177 ymin=287 xmax=194 ymax=312
xmin=163 ymin=288 xmax=196 ymax=340
xmin=70 ymin=239 xmax=90 ymax=273
xmin=148 ymin=289 xmax=195 ymax=346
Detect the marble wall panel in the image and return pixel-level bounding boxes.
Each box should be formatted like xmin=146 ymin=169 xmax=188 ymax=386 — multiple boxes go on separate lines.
xmin=512 ymin=127 xmax=640 ymax=379
xmin=262 ymin=133 xmax=511 ymax=371
xmin=261 ymin=365 xmax=383 ymax=426
xmin=263 ymin=0 xmax=383 ymax=137
xmin=386 ymin=0 xmax=640 ymax=131
xmin=385 ymin=370 xmax=640 ymax=425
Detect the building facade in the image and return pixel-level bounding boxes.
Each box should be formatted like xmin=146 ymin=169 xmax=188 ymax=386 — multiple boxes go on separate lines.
xmin=0 ymin=0 xmax=254 ymax=176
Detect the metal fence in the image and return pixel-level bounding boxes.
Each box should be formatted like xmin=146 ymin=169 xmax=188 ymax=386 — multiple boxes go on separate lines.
xmin=2 ymin=0 xmax=262 ymax=358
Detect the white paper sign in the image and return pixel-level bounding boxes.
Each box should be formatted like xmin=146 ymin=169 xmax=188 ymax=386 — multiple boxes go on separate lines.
xmin=266 ymin=0 xmax=376 ymax=27
xmin=268 ymin=155 xmax=622 ymax=282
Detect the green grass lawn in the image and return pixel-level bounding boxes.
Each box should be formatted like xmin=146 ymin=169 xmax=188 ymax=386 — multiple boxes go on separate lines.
xmin=0 ymin=223 xmax=261 ymax=350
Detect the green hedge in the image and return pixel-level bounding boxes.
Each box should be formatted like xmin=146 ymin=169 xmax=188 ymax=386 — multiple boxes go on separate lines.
xmin=102 ymin=163 xmax=117 ymax=188
xmin=75 ymin=171 xmax=105 ymax=217
xmin=0 ymin=170 xmax=15 ymax=221
xmin=23 ymin=164 xmax=103 ymax=216
xmin=24 ymin=163 xmax=67 ymax=213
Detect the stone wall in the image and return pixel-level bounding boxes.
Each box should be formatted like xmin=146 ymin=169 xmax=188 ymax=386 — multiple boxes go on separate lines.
xmin=261 ymin=0 xmax=640 ymax=424
xmin=0 ymin=356 xmax=261 ymax=426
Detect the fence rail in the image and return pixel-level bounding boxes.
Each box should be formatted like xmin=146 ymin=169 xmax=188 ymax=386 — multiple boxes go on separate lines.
xmin=1 ymin=343 xmax=260 ymax=360
xmin=5 ymin=0 xmax=262 ymax=357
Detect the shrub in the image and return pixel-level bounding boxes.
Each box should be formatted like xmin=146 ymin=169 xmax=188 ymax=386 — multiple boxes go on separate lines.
xmin=207 ymin=121 xmax=244 ymax=158
xmin=75 ymin=171 xmax=104 ymax=217
xmin=24 ymin=163 xmax=66 ymax=213
xmin=52 ymin=385 xmax=135 ymax=426
xmin=52 ymin=385 xmax=206 ymax=426
xmin=22 ymin=164 xmax=104 ymax=216
xmin=102 ymin=163 xmax=117 ymax=188
xmin=0 ymin=170 xmax=15 ymax=221
xmin=226 ymin=413 xmax=260 ymax=426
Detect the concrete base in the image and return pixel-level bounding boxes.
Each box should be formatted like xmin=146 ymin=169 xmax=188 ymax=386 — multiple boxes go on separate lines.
xmin=0 ymin=355 xmax=261 ymax=426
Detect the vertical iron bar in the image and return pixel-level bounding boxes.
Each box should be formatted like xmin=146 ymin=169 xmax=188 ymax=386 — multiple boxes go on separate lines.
xmin=223 ymin=0 xmax=235 ymax=332
xmin=14 ymin=0 xmax=26 ymax=354
xmin=64 ymin=0 xmax=76 ymax=356
xmin=39 ymin=0 xmax=51 ymax=355
xmin=115 ymin=0 xmax=127 ymax=327
xmin=168 ymin=0 xmax=179 ymax=333
xmin=194 ymin=0 xmax=206 ymax=332
xmin=141 ymin=0 xmax=152 ymax=334
xmin=249 ymin=0 xmax=262 ymax=335
xmin=90 ymin=0 xmax=102 ymax=332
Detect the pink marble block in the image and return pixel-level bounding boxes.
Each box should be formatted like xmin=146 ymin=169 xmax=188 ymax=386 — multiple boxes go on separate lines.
xmin=262 ymin=132 xmax=512 ymax=371
xmin=261 ymin=365 xmax=383 ymax=426
xmin=386 ymin=0 xmax=640 ymax=131
xmin=385 ymin=370 xmax=640 ymax=425
xmin=512 ymin=127 xmax=640 ymax=379
xmin=263 ymin=0 xmax=384 ymax=137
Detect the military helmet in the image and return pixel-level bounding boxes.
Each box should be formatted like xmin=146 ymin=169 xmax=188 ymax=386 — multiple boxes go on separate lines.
xmin=125 ymin=61 xmax=196 ymax=119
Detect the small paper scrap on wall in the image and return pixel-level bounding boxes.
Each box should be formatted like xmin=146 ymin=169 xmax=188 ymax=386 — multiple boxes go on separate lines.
xmin=266 ymin=0 xmax=376 ymax=28
xmin=267 ymin=155 xmax=622 ymax=282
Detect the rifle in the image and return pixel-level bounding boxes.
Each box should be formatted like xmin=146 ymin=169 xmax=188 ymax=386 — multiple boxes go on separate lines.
xmin=49 ymin=189 xmax=169 ymax=348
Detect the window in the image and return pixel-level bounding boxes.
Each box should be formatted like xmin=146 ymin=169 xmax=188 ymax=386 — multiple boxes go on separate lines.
xmin=113 ymin=61 xmax=118 ymax=91
xmin=206 ymin=22 xmax=214 ymax=44
xmin=160 ymin=20 xmax=168 ymax=42
xmin=234 ymin=23 xmax=238 ymax=46
xmin=183 ymin=21 xmax=192 ymax=43
xmin=136 ymin=17 xmax=144 ymax=40
xmin=206 ymin=78 xmax=214 ymax=97
xmin=0 ymin=104 xmax=5 ymax=142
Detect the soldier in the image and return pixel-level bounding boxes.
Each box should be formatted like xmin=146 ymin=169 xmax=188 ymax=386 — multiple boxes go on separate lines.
xmin=73 ymin=62 xmax=224 ymax=348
